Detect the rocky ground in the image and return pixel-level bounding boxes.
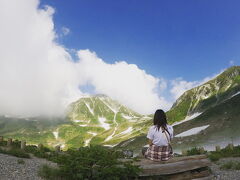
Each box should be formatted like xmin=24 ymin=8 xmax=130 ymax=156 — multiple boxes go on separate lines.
xmin=0 ymin=153 xmax=57 ymax=180
xmin=210 ymin=157 xmax=240 ymax=180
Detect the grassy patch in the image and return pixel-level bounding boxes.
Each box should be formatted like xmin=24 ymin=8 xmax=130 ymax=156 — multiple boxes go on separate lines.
xmin=208 ymin=145 xmax=240 ymax=162
xmin=220 ymin=161 xmax=240 ymax=170
xmin=25 ymin=145 xmax=56 ymax=159
xmin=235 ymin=162 xmax=240 ymax=170
xmin=38 ymin=165 xmax=61 ymax=180
xmin=186 ymin=147 xmax=207 ymax=156
xmin=17 ymin=159 xmax=25 ymax=164
xmin=0 ymin=140 xmax=7 ymax=146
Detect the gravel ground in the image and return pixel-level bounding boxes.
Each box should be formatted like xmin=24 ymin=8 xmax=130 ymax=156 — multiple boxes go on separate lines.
xmin=0 ymin=153 xmax=57 ymax=180
xmin=210 ymin=157 xmax=240 ymax=180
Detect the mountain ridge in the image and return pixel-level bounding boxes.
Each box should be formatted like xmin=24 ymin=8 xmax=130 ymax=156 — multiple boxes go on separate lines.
xmin=167 ymin=66 xmax=240 ymax=123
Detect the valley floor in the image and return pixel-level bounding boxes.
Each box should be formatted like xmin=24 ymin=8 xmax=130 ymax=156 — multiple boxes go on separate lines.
xmin=0 ymin=153 xmax=57 ymax=180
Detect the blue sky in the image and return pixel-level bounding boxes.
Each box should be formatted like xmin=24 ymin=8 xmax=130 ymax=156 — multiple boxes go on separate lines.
xmin=0 ymin=0 xmax=239 ymax=115
xmin=41 ymin=0 xmax=240 ymax=81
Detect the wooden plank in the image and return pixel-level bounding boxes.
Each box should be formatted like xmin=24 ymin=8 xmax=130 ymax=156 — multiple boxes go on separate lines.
xmin=119 ymin=155 xmax=211 ymax=177
xmin=162 ymin=169 xmax=210 ymax=180
xmin=166 ymin=155 xmax=207 ymax=163
xmin=139 ymin=159 xmax=211 ymax=176
xmin=134 ymin=155 xmax=207 ymax=165
xmin=192 ymin=175 xmax=214 ymax=180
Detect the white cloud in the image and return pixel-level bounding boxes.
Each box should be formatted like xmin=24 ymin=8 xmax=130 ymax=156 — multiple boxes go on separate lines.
xmin=75 ymin=50 xmax=171 ymax=114
xmin=0 ymin=0 xmax=169 ymax=116
xmin=170 ymin=70 xmax=223 ymax=100
xmin=61 ymin=27 xmax=70 ymax=36
xmin=170 ymin=78 xmax=199 ymax=100
xmin=0 ymin=0 xmax=82 ymax=117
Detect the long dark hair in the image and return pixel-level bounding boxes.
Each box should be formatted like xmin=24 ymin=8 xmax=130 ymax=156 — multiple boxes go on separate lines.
xmin=153 ymin=109 xmax=167 ymax=131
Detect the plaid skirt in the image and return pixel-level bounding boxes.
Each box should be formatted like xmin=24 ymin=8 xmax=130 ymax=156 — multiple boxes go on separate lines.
xmin=144 ymin=144 xmax=173 ymax=161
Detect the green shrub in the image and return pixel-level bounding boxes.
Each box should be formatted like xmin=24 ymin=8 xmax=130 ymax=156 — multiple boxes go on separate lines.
xmin=220 ymin=161 xmax=235 ymax=170
xmin=208 ymin=145 xmax=240 ymax=162
xmin=220 ymin=161 xmax=240 ymax=170
xmin=39 ymin=146 xmax=141 ymax=180
xmin=208 ymin=153 xmax=221 ymax=162
xmin=0 ymin=147 xmax=30 ymax=158
xmin=235 ymin=162 xmax=240 ymax=170
xmin=17 ymin=159 xmax=25 ymax=164
xmin=25 ymin=145 xmax=53 ymax=159
xmin=38 ymin=165 xmax=61 ymax=180
xmin=186 ymin=147 xmax=206 ymax=156
xmin=25 ymin=145 xmax=38 ymax=153
xmin=12 ymin=140 xmax=21 ymax=149
xmin=0 ymin=140 xmax=7 ymax=146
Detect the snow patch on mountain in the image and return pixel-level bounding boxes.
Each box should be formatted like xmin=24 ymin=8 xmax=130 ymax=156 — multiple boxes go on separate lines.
xmin=172 ymin=112 xmax=202 ymax=126
xmin=230 ymin=91 xmax=240 ymax=99
xmin=120 ymin=138 xmax=136 ymax=147
xmin=79 ymin=124 xmax=88 ymax=127
xmin=84 ymin=139 xmax=91 ymax=147
xmin=222 ymin=91 xmax=240 ymax=103
xmin=84 ymin=132 xmax=98 ymax=146
xmin=115 ymin=127 xmax=133 ymax=137
xmin=175 ymin=125 xmax=210 ymax=137
xmin=121 ymin=114 xmax=133 ymax=119
xmin=103 ymin=143 xmax=119 ymax=147
xmin=73 ymin=120 xmax=85 ymax=123
xmin=99 ymin=97 xmax=118 ymax=113
xmin=53 ymin=131 xmax=58 ymax=139
xmin=104 ymin=111 xmax=119 ymax=142
xmin=85 ymin=102 xmax=94 ymax=115
xmin=224 ymin=81 xmax=232 ymax=91
xmin=98 ymin=117 xmax=110 ymax=130
xmin=88 ymin=132 xmax=97 ymax=136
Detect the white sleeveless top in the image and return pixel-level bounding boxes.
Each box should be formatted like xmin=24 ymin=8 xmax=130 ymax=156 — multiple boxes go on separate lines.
xmin=147 ymin=125 xmax=173 ymax=146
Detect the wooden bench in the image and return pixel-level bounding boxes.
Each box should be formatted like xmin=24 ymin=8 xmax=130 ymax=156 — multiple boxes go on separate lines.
xmin=121 ymin=155 xmax=212 ymax=179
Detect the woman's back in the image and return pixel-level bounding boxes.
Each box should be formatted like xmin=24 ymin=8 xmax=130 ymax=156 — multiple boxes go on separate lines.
xmin=144 ymin=109 xmax=173 ymax=161
xmin=147 ymin=124 xmax=173 ymax=146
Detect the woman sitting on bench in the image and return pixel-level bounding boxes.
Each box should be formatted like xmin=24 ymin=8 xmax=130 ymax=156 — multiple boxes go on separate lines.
xmin=144 ymin=109 xmax=173 ymax=161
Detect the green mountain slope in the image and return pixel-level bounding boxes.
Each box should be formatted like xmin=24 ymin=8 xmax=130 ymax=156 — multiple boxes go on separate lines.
xmin=63 ymin=94 xmax=150 ymax=147
xmin=167 ymin=66 xmax=240 ymax=123
xmin=171 ymin=92 xmax=240 ymax=152
xmin=117 ymin=92 xmax=240 ymax=153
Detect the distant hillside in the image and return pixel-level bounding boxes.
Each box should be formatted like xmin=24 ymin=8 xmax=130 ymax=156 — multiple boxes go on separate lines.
xmin=0 ymin=116 xmax=67 ymax=147
xmin=0 ymin=95 xmax=151 ymax=149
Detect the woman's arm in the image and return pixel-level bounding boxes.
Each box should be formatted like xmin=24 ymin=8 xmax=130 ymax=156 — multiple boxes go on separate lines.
xmin=148 ymin=139 xmax=153 ymax=146
xmin=147 ymin=126 xmax=154 ymax=146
